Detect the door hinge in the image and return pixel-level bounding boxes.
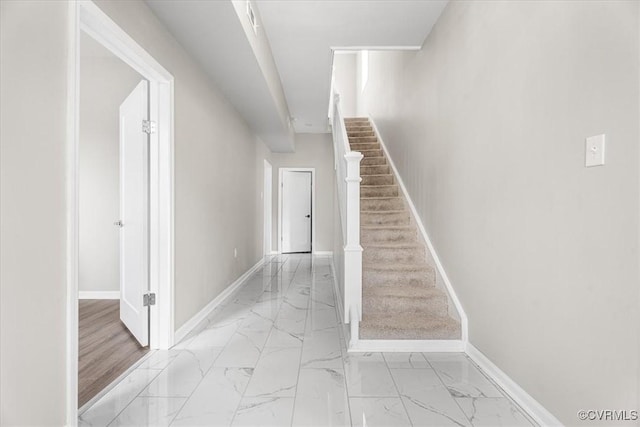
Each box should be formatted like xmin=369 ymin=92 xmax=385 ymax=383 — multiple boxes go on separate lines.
xmin=142 ymin=120 xmax=157 ymax=134
xmin=143 ymin=293 xmax=156 ymax=307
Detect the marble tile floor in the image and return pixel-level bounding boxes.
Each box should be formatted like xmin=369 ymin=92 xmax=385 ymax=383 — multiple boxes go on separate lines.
xmin=79 ymin=254 xmax=536 ymax=427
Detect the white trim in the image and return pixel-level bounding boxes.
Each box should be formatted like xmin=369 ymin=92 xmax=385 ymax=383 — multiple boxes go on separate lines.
xmin=174 ymin=258 xmax=265 ymax=344
xmin=313 ymin=251 xmax=333 ymax=256
xmin=79 ymin=2 xmax=173 ymax=82
xmin=349 ymin=339 xmax=465 ymax=353
xmin=68 ymin=2 xmax=175 ymax=424
xmin=78 ymin=291 xmax=120 ymax=300
xmin=466 ymin=344 xmax=563 ymax=426
xmin=369 ymin=116 xmax=469 ymax=343
xmin=278 ymin=168 xmax=316 ymax=254
xmin=269 ymin=251 xmax=279 ymax=256
xmin=66 ymin=1 xmax=80 ymax=423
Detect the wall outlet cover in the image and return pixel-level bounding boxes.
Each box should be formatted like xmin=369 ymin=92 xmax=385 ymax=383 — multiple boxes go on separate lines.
xmin=585 ymin=134 xmax=605 ymax=167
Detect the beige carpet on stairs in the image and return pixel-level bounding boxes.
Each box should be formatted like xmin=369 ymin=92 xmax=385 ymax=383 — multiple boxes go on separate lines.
xmin=345 ymin=117 xmax=461 ymax=340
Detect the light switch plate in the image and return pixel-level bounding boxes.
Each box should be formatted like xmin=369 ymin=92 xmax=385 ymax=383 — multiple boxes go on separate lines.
xmin=585 ymin=134 xmax=605 ymax=167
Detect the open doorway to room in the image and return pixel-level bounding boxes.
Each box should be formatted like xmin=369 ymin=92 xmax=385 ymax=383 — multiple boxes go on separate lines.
xmin=278 ymin=168 xmax=315 ymax=254
xmin=77 ymin=31 xmax=150 ymax=407
xmin=68 ymin=1 xmax=174 ymax=418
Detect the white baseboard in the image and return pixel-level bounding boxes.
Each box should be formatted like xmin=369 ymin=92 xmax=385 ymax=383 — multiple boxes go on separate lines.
xmin=313 ymin=251 xmax=333 ymax=256
xmin=173 ymin=258 xmax=265 ymax=344
xmin=350 ymin=339 xmax=465 ymax=353
xmin=269 ymin=251 xmax=279 ymax=255
xmin=78 ymin=291 xmax=120 ymax=300
xmin=466 ymin=344 xmax=562 ymax=427
xmin=369 ymin=116 xmax=469 ymax=343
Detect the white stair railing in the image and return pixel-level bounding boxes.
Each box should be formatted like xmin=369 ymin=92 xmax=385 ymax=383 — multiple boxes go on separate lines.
xmin=331 ymin=93 xmax=363 ymax=347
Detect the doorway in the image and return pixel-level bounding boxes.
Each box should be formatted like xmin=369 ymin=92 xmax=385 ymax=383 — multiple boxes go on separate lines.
xmin=68 ymin=1 xmax=174 ymax=421
xmin=279 ymin=168 xmax=315 ymax=254
xmin=77 ymin=31 xmax=152 ymax=407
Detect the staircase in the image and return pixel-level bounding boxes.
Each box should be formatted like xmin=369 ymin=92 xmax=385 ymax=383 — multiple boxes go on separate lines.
xmin=345 ymin=117 xmax=461 ymax=340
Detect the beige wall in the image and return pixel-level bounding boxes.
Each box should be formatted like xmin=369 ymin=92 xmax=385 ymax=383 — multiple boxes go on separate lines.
xmin=333 ymin=53 xmax=358 ymax=117
xmin=93 ymin=0 xmax=265 ymax=329
xmin=357 ymin=1 xmax=640 ymax=424
xmin=79 ymin=33 xmax=142 ymax=293
xmin=0 ymin=1 xmax=69 ymax=425
xmin=268 ymin=133 xmax=335 ymax=253
xmin=256 ymin=137 xmax=273 ymax=256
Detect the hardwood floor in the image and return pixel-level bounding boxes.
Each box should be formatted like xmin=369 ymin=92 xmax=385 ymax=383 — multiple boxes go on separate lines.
xmin=79 ymin=299 xmax=149 ymax=407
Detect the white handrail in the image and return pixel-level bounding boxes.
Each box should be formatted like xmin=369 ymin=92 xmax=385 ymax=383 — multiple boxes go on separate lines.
xmin=331 ymin=93 xmax=363 ymax=346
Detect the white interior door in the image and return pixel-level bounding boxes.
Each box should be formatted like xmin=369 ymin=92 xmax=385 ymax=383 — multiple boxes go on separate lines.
xmin=119 ymin=80 xmax=149 ymax=346
xmin=282 ymin=170 xmax=312 ymax=253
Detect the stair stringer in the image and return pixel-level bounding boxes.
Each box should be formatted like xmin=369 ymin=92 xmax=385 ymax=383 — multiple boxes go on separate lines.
xmin=367 ymin=116 xmax=469 ymax=344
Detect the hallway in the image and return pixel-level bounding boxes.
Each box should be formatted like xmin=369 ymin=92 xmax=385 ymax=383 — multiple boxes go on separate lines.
xmin=78 ymin=254 xmax=534 ymax=426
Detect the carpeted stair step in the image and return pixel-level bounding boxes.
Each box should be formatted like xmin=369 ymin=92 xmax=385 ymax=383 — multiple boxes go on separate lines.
xmin=361 ymin=185 xmax=398 ymax=198
xmin=361 ymin=197 xmax=404 ymax=211
xmin=361 ymin=156 xmax=387 ymax=166
xmin=346 ymin=125 xmax=373 ymax=132
xmin=360 ymin=313 xmax=461 ymax=340
xmin=345 ymin=123 xmax=370 ymax=129
xmin=349 ymin=136 xmax=378 ymax=144
xmin=360 ymin=165 xmax=390 ymax=175
xmin=345 ymin=117 xmax=368 ymax=122
xmin=363 ymin=291 xmax=449 ymax=317
xmin=363 ymin=243 xmax=425 ymax=264
xmin=363 ymin=280 xmax=436 ymax=296
xmin=361 ymin=174 xmax=394 ymax=186
xmin=363 ymin=263 xmax=436 ymax=287
xmin=359 ymin=149 xmax=383 ymax=158
xmin=349 ymin=130 xmax=375 ymax=137
xmin=361 ymin=210 xmax=410 ymax=226
xmin=361 ymin=225 xmax=416 ymax=244
xmin=351 ymin=142 xmax=379 ymax=151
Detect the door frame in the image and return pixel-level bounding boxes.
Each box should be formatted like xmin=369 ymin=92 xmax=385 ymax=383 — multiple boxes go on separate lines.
xmin=263 ymin=160 xmax=273 ymax=257
xmin=66 ymin=1 xmax=175 ymax=423
xmin=278 ymin=168 xmax=315 ymax=254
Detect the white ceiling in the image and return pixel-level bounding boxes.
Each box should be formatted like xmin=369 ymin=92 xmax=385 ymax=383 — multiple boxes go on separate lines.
xmin=146 ymin=0 xmax=295 ymax=151
xmin=256 ymin=0 xmax=447 ymax=133
xmin=146 ymin=0 xmax=447 ymax=145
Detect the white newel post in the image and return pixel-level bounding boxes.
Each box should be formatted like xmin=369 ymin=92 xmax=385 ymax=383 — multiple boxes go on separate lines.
xmin=344 ymin=152 xmax=363 ymax=332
